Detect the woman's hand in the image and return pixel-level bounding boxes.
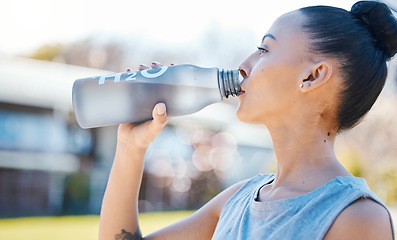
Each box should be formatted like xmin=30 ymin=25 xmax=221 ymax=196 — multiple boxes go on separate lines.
xmin=117 ymin=62 xmax=170 ymax=150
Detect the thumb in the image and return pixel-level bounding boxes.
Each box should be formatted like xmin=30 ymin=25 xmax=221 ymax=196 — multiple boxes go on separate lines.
xmin=145 ymin=103 xmax=169 ymax=138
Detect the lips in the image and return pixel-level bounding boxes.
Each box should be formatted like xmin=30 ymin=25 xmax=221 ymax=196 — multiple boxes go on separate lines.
xmin=238 ymin=83 xmax=246 ymax=96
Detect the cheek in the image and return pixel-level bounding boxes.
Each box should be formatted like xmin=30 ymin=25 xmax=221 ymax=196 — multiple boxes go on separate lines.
xmin=248 ymin=71 xmax=285 ymax=106
xmin=251 ymin=62 xmax=299 ymax=103
xmin=236 ymin=78 xmax=297 ymax=123
xmin=236 ymin=56 xmax=301 ymax=122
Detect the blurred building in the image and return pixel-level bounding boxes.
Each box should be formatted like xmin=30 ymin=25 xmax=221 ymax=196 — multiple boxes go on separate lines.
xmin=0 ymin=56 xmax=274 ymax=217
xmin=0 ymin=56 xmax=107 ymax=217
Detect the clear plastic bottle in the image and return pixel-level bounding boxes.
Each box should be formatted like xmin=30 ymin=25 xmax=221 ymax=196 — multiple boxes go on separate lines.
xmin=72 ymin=64 xmax=241 ymax=129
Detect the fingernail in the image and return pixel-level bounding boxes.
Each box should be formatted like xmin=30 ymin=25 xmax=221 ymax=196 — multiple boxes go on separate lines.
xmin=139 ymin=64 xmax=148 ymax=68
xmin=126 ymin=68 xmax=131 ymax=72
xmin=152 ymin=61 xmax=160 ymax=66
xmin=156 ymin=103 xmax=166 ymax=115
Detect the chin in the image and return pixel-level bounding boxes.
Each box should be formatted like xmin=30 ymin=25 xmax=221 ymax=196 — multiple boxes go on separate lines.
xmin=236 ymin=107 xmax=255 ymax=124
xmin=237 ymin=106 xmax=268 ymax=125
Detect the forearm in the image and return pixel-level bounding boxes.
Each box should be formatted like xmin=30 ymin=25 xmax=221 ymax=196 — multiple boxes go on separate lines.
xmin=99 ymin=142 xmax=146 ymax=240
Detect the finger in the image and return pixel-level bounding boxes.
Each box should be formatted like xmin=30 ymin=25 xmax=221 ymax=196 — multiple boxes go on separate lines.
xmin=138 ymin=64 xmax=150 ymax=71
xmin=153 ymin=102 xmax=168 ymax=125
xmin=154 ymin=102 xmax=166 ymax=117
xmin=126 ymin=68 xmax=131 ymax=72
xmin=146 ymin=103 xmax=168 ymax=137
xmin=151 ymin=61 xmax=163 ymax=69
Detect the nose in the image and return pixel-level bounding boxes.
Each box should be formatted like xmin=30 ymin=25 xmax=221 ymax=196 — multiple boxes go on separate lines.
xmin=238 ymin=52 xmax=256 ymax=79
xmin=239 ymin=66 xmax=248 ymax=79
xmin=239 ymin=61 xmax=249 ymax=79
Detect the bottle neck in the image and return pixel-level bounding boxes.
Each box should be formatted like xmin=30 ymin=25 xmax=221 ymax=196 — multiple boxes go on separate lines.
xmin=218 ymin=69 xmax=242 ymax=99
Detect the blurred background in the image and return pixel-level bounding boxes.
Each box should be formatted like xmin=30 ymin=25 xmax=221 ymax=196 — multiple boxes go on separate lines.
xmin=0 ymin=0 xmax=396 ymax=239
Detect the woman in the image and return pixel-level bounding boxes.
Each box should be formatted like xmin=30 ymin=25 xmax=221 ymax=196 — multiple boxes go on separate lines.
xmin=99 ymin=1 xmax=396 ymax=239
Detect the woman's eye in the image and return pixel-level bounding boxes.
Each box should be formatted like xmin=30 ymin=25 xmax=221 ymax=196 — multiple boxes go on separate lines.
xmin=257 ymin=46 xmax=268 ymax=55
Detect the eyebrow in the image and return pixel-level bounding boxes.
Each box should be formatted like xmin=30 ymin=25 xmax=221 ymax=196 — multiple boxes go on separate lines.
xmin=262 ymin=33 xmax=276 ymax=43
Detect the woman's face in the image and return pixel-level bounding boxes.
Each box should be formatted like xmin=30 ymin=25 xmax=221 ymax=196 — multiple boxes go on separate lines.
xmin=237 ymin=11 xmax=313 ymax=124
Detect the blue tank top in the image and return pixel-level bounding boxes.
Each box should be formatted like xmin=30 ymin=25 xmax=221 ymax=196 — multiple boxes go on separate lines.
xmin=212 ymin=174 xmax=394 ymax=240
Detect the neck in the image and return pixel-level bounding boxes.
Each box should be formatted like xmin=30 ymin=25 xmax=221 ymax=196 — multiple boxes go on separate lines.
xmin=265 ymin=114 xmax=351 ymax=190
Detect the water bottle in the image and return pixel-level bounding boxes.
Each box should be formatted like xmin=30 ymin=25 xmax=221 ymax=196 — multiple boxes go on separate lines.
xmin=72 ymin=64 xmax=242 ymax=129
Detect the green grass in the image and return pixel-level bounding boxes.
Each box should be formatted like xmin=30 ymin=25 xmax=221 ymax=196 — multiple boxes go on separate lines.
xmin=1 ymin=209 xmax=395 ymax=239
xmin=0 ymin=211 xmax=194 ymax=240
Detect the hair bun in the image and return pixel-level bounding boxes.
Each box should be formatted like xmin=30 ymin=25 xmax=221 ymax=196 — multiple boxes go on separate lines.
xmin=351 ymin=1 xmax=397 ymax=59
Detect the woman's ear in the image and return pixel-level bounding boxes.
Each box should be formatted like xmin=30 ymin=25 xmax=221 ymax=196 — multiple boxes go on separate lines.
xmin=299 ymin=61 xmax=333 ymax=93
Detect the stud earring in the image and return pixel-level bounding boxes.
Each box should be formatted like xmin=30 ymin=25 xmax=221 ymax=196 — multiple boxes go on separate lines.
xmin=299 ymin=83 xmax=303 ymax=88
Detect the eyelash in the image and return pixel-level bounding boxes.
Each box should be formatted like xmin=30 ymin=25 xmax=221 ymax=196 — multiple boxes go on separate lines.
xmin=257 ymin=46 xmax=268 ymax=54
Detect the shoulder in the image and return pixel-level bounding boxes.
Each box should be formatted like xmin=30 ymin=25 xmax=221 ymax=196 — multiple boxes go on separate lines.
xmin=324 ymin=197 xmax=393 ymax=240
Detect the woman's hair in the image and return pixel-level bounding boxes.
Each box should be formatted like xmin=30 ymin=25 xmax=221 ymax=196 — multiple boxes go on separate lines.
xmin=299 ymin=1 xmax=397 ymax=132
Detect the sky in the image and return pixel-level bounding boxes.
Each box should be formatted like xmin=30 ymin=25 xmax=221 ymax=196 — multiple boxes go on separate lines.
xmin=0 ymin=0 xmax=356 ymax=56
